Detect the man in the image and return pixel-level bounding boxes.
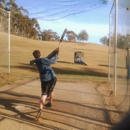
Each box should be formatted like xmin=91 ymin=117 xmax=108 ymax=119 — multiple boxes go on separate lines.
xmin=30 ymin=47 xmax=59 ymax=121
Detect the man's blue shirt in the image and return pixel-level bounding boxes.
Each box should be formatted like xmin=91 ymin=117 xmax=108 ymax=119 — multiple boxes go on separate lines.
xmin=35 ymin=54 xmax=58 ymax=82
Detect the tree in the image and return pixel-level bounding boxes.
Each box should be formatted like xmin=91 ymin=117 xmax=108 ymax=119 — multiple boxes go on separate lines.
xmin=0 ymin=0 xmax=41 ymax=39
xmin=0 ymin=0 xmax=7 ymax=9
xmin=31 ymin=18 xmax=40 ymax=32
xmin=66 ymin=30 xmax=77 ymax=41
xmin=117 ymin=34 xmax=130 ymax=49
xmin=41 ymin=29 xmax=59 ymax=41
xmin=51 ymin=32 xmax=60 ymax=41
xmin=77 ymin=30 xmax=89 ymax=42
xmin=109 ymin=33 xmax=130 ymax=49
xmin=100 ymin=36 xmax=109 ymax=45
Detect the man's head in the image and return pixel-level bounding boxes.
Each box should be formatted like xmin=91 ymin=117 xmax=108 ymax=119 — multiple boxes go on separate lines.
xmin=33 ymin=50 xmax=41 ymax=58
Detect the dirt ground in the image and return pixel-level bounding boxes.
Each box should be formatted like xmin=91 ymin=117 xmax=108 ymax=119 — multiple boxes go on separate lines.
xmin=0 ymin=79 xmax=121 ymax=130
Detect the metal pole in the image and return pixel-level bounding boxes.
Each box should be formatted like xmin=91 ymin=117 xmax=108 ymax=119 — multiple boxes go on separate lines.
xmin=0 ymin=8 xmax=10 ymax=74
xmin=108 ymin=3 xmax=114 ymax=82
xmin=108 ymin=13 xmax=111 ymax=82
xmin=8 ymin=11 xmax=10 ymax=74
xmin=114 ymin=0 xmax=118 ymax=96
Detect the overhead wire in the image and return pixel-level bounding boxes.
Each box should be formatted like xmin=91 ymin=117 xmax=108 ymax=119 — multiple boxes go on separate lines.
xmin=0 ymin=0 xmax=110 ymax=21
xmin=0 ymin=0 xmax=110 ymax=22
xmin=30 ymin=0 xmax=107 ymax=21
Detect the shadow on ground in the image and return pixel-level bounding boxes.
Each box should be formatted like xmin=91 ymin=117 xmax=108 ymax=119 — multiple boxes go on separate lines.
xmin=0 ymin=62 xmax=108 ymax=77
xmin=0 ymin=87 xmax=119 ymax=129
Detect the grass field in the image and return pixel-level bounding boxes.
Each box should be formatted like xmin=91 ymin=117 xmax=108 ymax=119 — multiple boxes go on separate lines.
xmin=0 ymin=33 xmax=109 ymax=87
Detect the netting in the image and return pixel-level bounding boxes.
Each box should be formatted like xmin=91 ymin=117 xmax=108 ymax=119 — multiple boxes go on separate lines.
xmin=16 ymin=0 xmax=109 ymax=21
xmin=0 ymin=1 xmax=115 ymax=129
xmin=0 ymin=8 xmax=10 ymax=74
xmin=0 ymin=0 xmax=111 ymax=79
xmin=109 ymin=0 xmax=130 ymax=113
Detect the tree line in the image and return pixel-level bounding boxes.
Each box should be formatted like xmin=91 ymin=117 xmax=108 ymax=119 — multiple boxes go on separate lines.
xmin=100 ymin=33 xmax=130 ymax=49
xmin=0 ymin=0 xmax=89 ymax=42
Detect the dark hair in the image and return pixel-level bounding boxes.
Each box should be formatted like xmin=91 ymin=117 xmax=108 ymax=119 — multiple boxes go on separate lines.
xmin=33 ymin=50 xmax=41 ymax=58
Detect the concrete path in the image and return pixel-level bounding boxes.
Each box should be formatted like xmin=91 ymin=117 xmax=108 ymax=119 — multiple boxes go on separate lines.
xmin=0 ymin=79 xmax=115 ymax=130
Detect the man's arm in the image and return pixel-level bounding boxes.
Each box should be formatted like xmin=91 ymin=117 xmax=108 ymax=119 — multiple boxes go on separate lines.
xmin=30 ymin=59 xmax=36 ymax=65
xmin=45 ymin=54 xmax=58 ymax=65
xmin=46 ymin=48 xmax=59 ymax=59
xmin=30 ymin=48 xmax=59 ymax=65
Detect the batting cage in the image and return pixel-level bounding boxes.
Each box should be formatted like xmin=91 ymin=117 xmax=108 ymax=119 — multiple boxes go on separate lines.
xmin=0 ymin=8 xmax=10 ymax=74
xmin=109 ymin=0 xmax=130 ymax=113
xmin=0 ymin=0 xmax=111 ymax=80
xmin=0 ymin=0 xmax=124 ymax=130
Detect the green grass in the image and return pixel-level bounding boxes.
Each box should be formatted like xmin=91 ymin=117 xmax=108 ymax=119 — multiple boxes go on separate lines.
xmin=0 ymin=33 xmax=109 ymax=86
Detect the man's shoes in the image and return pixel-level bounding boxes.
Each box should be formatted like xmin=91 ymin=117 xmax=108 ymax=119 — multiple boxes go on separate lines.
xmin=44 ymin=102 xmax=52 ymax=108
xmin=35 ymin=109 xmax=42 ymax=121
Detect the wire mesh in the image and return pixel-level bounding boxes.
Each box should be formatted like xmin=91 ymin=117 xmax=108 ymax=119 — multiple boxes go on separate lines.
xmin=0 ymin=1 xmax=114 ymax=129
xmin=16 ymin=0 xmax=109 ymax=21
xmin=109 ymin=0 xmax=130 ymax=113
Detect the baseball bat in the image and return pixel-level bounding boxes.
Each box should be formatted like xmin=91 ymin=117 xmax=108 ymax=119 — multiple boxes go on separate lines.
xmin=58 ymin=28 xmax=67 ymax=47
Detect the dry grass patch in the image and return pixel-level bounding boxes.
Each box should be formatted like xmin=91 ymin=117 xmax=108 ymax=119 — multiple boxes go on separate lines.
xmin=0 ymin=33 xmax=109 ymax=87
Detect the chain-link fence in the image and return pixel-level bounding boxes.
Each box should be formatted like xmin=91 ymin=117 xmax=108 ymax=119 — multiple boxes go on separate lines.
xmin=109 ymin=0 xmax=130 ymax=113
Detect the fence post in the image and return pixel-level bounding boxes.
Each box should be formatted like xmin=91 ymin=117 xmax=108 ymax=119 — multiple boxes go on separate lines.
xmin=114 ymin=0 xmax=118 ymax=96
xmin=8 ymin=11 xmax=10 ymax=74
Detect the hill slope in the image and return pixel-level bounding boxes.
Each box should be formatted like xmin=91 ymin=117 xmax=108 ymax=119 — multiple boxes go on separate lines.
xmin=0 ymin=33 xmax=109 ymax=86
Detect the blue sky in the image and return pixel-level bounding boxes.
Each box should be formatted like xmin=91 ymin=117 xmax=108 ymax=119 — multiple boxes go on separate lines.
xmin=16 ymin=0 xmax=113 ymax=44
